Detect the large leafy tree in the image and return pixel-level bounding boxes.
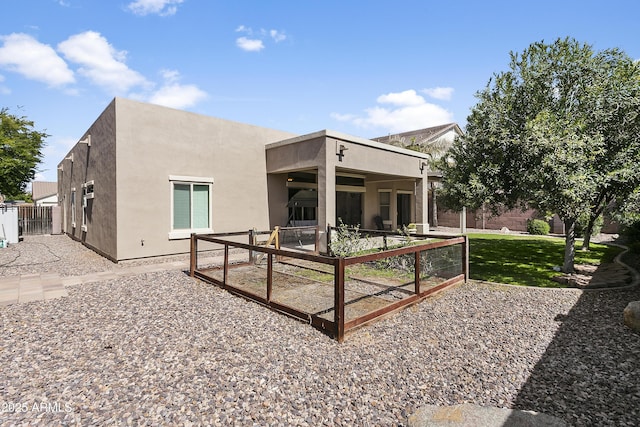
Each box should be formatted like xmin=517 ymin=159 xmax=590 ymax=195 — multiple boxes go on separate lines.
xmin=439 ymin=38 xmax=640 ymax=273
xmin=0 ymin=108 xmax=48 ymax=199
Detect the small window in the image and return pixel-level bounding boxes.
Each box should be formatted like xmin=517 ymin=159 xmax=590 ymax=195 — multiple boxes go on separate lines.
xmin=71 ymin=188 xmax=76 ymax=228
xmin=379 ymin=190 xmax=391 ymax=221
xmin=83 ymin=180 xmax=95 ymax=199
xmin=169 ymin=176 xmax=214 ymax=239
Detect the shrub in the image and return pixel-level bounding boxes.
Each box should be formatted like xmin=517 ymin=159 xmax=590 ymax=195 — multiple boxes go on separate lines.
xmin=330 ymin=220 xmax=370 ymax=257
xmin=527 ymin=219 xmax=550 ymax=235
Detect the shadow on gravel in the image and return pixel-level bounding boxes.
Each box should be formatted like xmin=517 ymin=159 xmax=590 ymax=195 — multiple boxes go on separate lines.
xmin=507 ymin=257 xmax=640 ymax=426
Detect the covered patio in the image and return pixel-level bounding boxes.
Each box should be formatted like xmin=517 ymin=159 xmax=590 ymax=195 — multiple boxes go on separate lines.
xmin=265 ymin=130 xmax=431 ymax=253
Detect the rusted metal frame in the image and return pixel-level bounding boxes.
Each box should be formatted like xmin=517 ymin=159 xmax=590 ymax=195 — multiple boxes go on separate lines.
xmin=195 ymin=267 xmax=318 ymax=325
xmin=341 ymin=236 xmax=465 ymax=266
xmin=267 ymin=253 xmax=273 ymax=302
xmin=462 ymin=236 xmax=469 ymax=282
xmin=193 ymin=270 xmax=223 ymax=287
xmin=196 ymin=235 xmax=336 ymax=265
xmin=248 ymin=229 xmax=254 ymax=263
xmin=419 ymin=274 xmax=465 ymax=296
xmin=190 ymin=233 xmax=197 ymax=277
xmin=223 ymin=244 xmax=229 ymax=289
xmin=344 ymin=275 xmax=414 ymax=296
xmin=197 ymin=262 xmax=251 ymax=274
xmin=310 ymin=315 xmax=336 ymax=335
xmin=344 ymin=294 xmax=422 ymax=330
xmin=344 ymin=274 xmax=466 ymax=332
xmin=414 ymin=250 xmax=421 ymax=294
xmin=334 ymin=258 xmax=345 ymax=343
xmin=279 ymin=225 xmax=319 ymax=232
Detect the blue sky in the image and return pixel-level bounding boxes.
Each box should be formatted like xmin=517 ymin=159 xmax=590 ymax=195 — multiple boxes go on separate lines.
xmin=2 ymin=0 xmax=640 ymax=183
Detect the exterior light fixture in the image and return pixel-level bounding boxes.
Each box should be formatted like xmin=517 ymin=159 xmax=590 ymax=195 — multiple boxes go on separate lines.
xmin=420 ymin=161 xmax=427 ymax=174
xmin=337 ymin=143 xmax=348 ymax=161
xmin=78 ymin=135 xmax=91 ymax=146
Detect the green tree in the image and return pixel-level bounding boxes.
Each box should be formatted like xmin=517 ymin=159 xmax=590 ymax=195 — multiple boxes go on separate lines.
xmin=439 ymin=38 xmax=640 ymax=273
xmin=0 ymin=108 xmax=48 ymax=199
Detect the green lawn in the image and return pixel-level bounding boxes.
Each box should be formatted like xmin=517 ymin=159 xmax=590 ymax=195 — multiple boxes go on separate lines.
xmin=468 ymin=233 xmax=622 ymax=287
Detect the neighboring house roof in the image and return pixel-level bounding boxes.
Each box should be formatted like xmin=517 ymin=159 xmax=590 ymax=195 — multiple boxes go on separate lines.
xmin=32 ymin=181 xmax=58 ymax=201
xmin=371 ymin=123 xmax=463 ymax=147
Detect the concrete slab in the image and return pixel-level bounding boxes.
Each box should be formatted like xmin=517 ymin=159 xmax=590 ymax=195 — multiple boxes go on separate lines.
xmin=408 ymin=404 xmax=567 ymax=427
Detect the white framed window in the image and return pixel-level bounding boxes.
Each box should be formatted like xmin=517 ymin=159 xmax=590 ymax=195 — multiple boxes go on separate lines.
xmin=378 ymin=189 xmax=391 ymax=221
xmin=169 ymin=175 xmax=214 ymax=239
xmin=81 ymin=181 xmax=94 ymax=232
xmin=71 ymin=188 xmax=76 ymax=228
xmin=82 ymin=180 xmax=95 ymax=199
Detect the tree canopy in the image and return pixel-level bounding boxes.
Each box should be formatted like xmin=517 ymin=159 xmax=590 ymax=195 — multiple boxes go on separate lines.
xmin=0 ymin=108 xmax=48 ymax=199
xmin=439 ymin=38 xmax=640 ymax=273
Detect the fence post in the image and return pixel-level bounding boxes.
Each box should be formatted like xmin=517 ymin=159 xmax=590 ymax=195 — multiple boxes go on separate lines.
xmin=190 ymin=233 xmax=197 ymax=277
xmin=334 ymin=257 xmax=345 ymax=343
xmin=462 ymin=236 xmax=469 ymax=282
xmin=248 ymin=228 xmax=254 ymax=264
xmin=267 ymin=253 xmax=273 ymax=302
xmin=414 ymin=250 xmax=421 ymax=294
xmin=327 ymin=224 xmax=332 ymax=256
xmin=314 ymin=225 xmax=320 ymax=254
xmin=223 ymin=244 xmax=229 ymax=288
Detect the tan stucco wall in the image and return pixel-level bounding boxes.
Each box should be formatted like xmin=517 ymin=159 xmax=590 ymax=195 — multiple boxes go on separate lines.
xmin=113 ymin=98 xmax=295 ymax=260
xmin=267 ymin=174 xmax=289 ymax=228
xmin=58 ymin=99 xmax=118 ymax=260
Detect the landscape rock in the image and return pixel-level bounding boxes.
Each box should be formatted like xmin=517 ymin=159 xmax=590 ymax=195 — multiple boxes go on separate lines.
xmin=623 ymin=301 xmax=640 ymax=332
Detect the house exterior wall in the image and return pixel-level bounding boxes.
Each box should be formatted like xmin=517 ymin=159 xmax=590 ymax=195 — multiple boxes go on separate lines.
xmin=34 ymin=194 xmax=58 ymax=206
xmin=113 ymin=98 xmax=295 ymax=261
xmin=267 ymin=174 xmax=290 ymax=228
xmin=59 ymin=98 xmax=295 ymax=261
xmin=58 ymin=99 xmax=118 ymax=260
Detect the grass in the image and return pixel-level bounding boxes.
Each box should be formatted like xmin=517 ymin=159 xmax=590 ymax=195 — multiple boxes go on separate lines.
xmin=468 ymin=233 xmax=623 ymax=288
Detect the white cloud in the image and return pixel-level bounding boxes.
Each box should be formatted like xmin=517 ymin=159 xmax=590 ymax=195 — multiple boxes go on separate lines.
xmin=332 ymin=89 xmax=453 ymax=134
xmin=236 ymin=37 xmax=264 ymax=52
xmin=58 ymin=31 xmax=149 ymax=93
xmin=422 ymin=86 xmax=454 ymax=101
xmin=147 ymin=69 xmax=207 ymax=109
xmin=377 ymin=89 xmax=425 ymax=106
xmin=0 ymin=33 xmax=75 ymax=87
xmin=0 ymin=74 xmax=9 ymax=94
xmin=235 ymin=26 xmax=287 ymax=51
xmin=127 ymin=0 xmax=184 ymax=16
xmin=270 ymin=30 xmax=286 ymax=43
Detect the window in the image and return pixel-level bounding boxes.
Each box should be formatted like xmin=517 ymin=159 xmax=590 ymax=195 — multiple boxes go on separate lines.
xmin=81 ymin=181 xmax=94 ymax=232
xmin=169 ymin=175 xmax=214 ymax=239
xmin=379 ymin=190 xmax=391 ymax=221
xmin=71 ymin=188 xmax=76 ymax=228
xmin=83 ymin=180 xmax=94 ymax=199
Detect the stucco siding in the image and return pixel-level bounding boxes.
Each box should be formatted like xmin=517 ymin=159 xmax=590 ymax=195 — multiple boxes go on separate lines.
xmin=113 ymin=98 xmax=295 ymax=260
xmin=58 ymin=99 xmax=118 ymax=260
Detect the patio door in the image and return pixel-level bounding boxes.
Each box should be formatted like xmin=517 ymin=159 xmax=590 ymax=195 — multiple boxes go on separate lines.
xmin=397 ymin=193 xmax=411 ymax=227
xmin=336 ymin=191 xmax=362 ymax=227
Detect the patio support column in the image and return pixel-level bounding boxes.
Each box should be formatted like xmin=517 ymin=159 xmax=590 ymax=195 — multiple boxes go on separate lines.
xmin=318 ymin=149 xmax=336 ymax=254
xmin=415 ymin=176 xmax=429 ymax=233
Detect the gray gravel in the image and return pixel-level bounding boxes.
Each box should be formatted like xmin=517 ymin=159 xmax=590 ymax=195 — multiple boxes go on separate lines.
xmin=1 ymin=235 xmax=639 ymax=426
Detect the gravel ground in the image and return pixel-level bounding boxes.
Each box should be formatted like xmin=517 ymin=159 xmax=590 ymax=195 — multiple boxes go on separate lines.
xmin=1 ymin=235 xmax=639 ymax=426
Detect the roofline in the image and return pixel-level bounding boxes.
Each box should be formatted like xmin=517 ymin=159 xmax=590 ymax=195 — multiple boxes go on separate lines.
xmin=266 ymin=129 xmax=430 ymax=159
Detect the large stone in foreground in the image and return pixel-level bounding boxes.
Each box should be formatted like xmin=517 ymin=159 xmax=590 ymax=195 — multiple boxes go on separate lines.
xmin=408 ymin=404 xmax=567 ymax=427
xmin=624 ymin=301 xmax=640 ymax=332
